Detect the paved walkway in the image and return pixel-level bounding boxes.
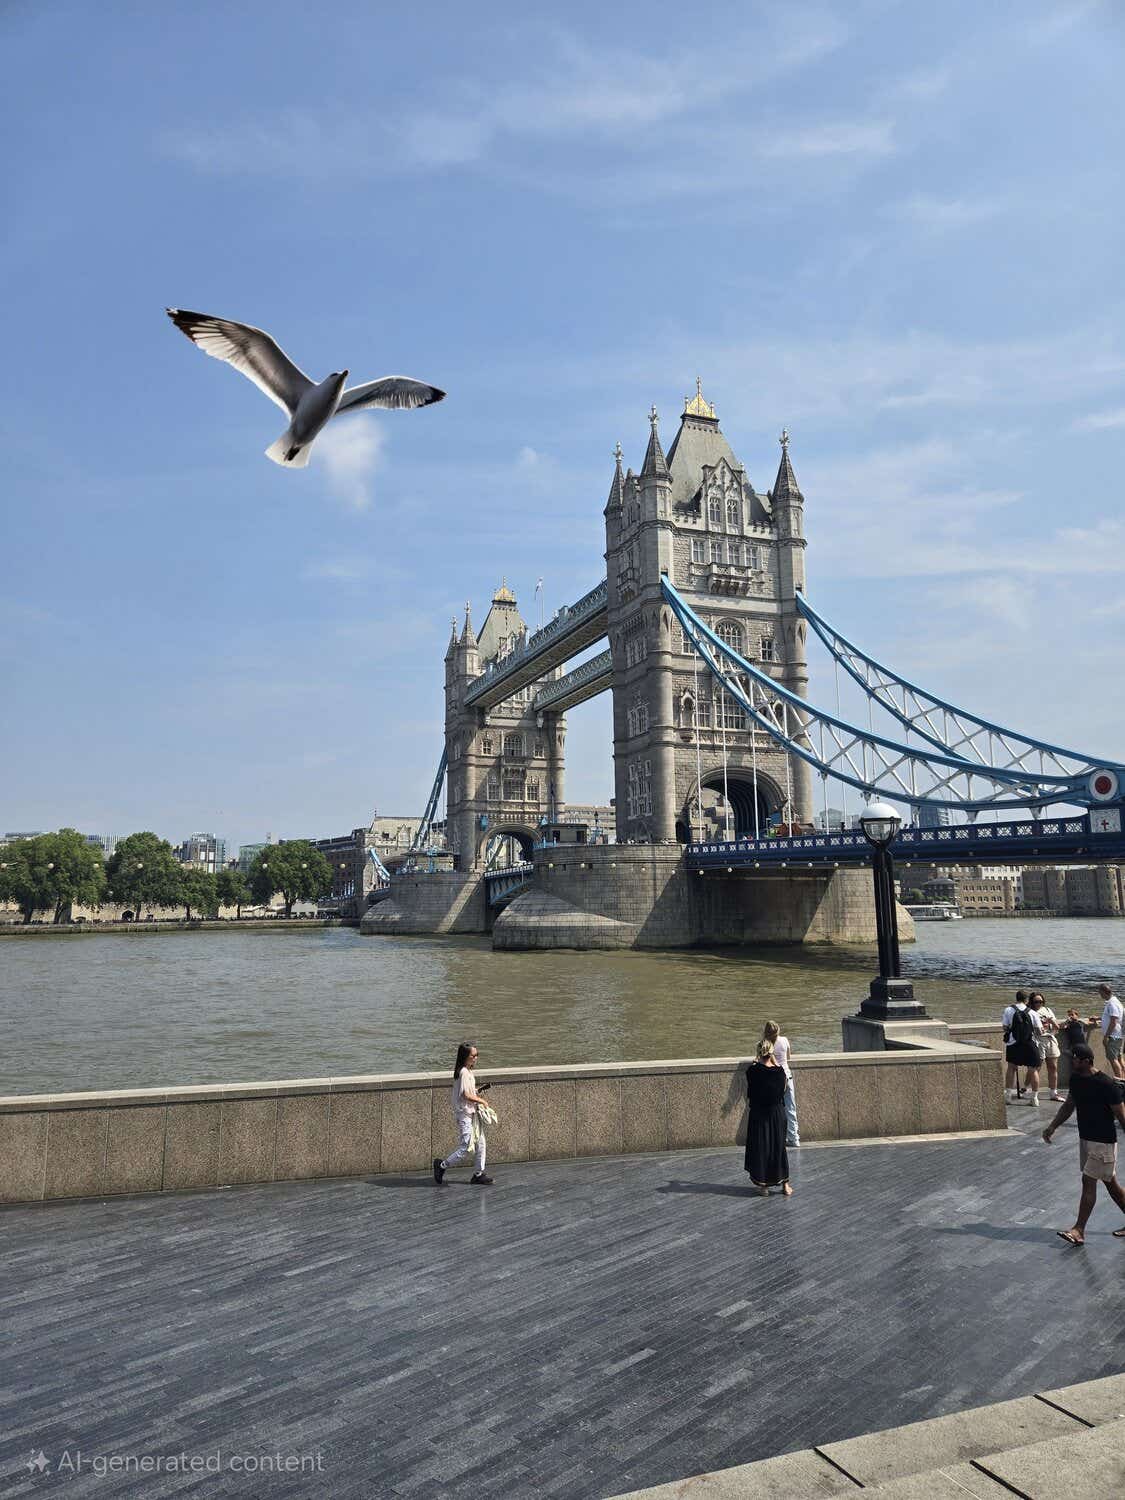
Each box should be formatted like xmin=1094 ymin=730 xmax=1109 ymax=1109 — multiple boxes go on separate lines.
xmin=1 ymin=1106 xmax=1122 ymax=1498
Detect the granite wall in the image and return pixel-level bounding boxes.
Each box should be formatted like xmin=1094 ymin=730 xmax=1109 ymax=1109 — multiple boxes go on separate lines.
xmin=0 ymin=1043 xmax=1005 ymax=1205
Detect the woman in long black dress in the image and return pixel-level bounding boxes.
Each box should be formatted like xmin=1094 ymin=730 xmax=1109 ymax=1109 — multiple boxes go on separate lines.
xmin=745 ymin=1039 xmax=793 ymax=1196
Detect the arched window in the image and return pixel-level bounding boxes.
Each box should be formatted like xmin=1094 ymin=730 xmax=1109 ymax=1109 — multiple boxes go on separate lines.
xmin=503 ymin=733 xmax=524 ymax=758
xmin=717 ymin=620 xmax=744 ymax=656
xmin=726 ymin=496 xmax=740 ymax=528
xmin=708 ymin=496 xmax=722 ymax=525
xmin=481 ymin=735 xmax=493 ymax=756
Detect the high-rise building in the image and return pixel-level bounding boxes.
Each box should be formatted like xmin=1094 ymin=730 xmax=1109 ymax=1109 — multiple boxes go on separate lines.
xmin=174 ymin=832 xmax=227 ymax=873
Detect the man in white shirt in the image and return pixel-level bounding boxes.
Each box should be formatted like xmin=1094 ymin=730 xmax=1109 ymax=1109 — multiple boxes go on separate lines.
xmin=1098 ymin=983 xmax=1124 ymax=1081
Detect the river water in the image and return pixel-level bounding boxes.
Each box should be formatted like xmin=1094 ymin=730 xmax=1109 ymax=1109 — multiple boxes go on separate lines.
xmin=3 ymin=920 xmax=1124 ymax=1096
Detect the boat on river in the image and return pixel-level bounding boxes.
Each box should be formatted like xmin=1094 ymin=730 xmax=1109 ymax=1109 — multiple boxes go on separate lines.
xmin=903 ymin=903 xmax=964 ymax=921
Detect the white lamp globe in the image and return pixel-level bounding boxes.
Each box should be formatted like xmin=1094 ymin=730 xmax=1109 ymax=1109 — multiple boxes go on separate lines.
xmin=859 ymin=800 xmax=902 ymax=848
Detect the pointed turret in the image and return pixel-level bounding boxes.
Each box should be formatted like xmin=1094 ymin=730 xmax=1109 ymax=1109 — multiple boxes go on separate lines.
xmin=603 ymin=441 xmax=625 ymax=516
xmin=640 ymin=406 xmax=669 ymax=480
xmin=770 ymin=428 xmax=803 ymax=505
xmin=460 ymin=599 xmax=476 ymax=649
xmin=445 ymin=616 xmax=458 ymax=661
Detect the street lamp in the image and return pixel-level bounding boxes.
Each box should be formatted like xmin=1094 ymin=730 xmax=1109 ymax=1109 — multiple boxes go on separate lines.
xmin=858 ymin=800 xmax=927 ymax=1020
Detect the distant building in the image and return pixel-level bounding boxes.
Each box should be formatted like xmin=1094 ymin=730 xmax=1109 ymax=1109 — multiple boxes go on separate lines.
xmin=916 ymin=804 xmax=950 ymax=830
xmin=237 ymin=842 xmax=269 ymax=872
xmin=314 ymin=814 xmax=441 ymax=915
xmin=83 ymin=833 xmax=119 ymax=858
xmin=174 ymin=832 xmax=227 ymax=873
xmin=1 ymin=831 xmax=44 ymax=843
xmin=814 ymin=807 xmax=848 ymax=832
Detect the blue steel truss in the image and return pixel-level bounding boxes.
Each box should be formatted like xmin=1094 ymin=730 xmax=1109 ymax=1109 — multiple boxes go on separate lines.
xmin=403 ymin=748 xmax=447 ymax=862
xmin=795 ymin=593 xmax=1117 ymax=791
xmin=661 ymin=578 xmax=1122 ymax=813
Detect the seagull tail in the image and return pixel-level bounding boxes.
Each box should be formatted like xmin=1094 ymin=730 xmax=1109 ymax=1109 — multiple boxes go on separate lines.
xmin=265 ymin=431 xmax=313 ymax=468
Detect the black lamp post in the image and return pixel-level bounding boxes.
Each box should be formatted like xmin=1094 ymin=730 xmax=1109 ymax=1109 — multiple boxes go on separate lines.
xmin=858 ymin=800 xmax=927 ymax=1020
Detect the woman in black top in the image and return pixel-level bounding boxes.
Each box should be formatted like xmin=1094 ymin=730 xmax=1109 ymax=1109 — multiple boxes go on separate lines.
xmin=745 ymin=1039 xmax=792 ymax=1196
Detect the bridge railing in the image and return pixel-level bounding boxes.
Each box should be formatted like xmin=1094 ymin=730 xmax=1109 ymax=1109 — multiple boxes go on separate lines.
xmin=533 ymin=648 xmax=614 ymax=712
xmin=465 ymin=580 xmax=608 ymax=706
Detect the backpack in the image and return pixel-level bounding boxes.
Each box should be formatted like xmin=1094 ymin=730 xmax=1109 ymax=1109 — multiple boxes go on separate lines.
xmin=1009 ymin=1007 xmax=1035 ymax=1047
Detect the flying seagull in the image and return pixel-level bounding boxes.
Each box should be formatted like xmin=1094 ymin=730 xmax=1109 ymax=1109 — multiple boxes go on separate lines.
xmin=166 ymin=308 xmax=445 ymax=467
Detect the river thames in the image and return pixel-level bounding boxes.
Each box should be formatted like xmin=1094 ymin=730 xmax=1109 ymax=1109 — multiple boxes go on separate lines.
xmin=3 ymin=919 xmax=1123 ymax=1096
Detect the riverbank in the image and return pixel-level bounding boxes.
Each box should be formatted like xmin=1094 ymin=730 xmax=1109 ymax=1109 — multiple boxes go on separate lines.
xmin=0 ymin=917 xmax=359 ymax=937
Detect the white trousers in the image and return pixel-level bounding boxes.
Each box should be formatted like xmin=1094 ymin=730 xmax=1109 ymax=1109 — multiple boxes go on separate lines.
xmin=784 ymin=1077 xmax=800 ymax=1146
xmin=441 ymin=1115 xmax=486 ymax=1175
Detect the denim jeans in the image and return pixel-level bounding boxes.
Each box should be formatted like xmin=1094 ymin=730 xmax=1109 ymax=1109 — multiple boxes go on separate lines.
xmin=441 ymin=1114 xmax=486 ymax=1174
xmin=784 ymin=1077 xmax=800 ymax=1146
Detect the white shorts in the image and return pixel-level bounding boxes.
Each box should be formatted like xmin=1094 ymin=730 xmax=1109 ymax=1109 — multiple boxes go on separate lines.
xmin=1040 ymin=1036 xmax=1060 ymax=1059
xmin=1079 ymin=1139 xmax=1117 ymax=1182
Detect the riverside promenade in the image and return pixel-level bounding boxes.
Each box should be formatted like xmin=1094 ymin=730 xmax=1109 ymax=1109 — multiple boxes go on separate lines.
xmin=1 ymin=1106 xmax=1121 ymax=1498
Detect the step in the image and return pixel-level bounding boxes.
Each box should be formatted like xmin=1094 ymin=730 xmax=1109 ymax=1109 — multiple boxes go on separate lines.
xmin=611 ymin=1373 xmax=1125 ymax=1498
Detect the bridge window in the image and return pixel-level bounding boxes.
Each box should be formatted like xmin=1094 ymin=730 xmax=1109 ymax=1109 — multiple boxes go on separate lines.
xmin=760 ymin=636 xmax=775 ymax=663
xmin=719 ymin=696 xmax=746 ymax=731
xmin=717 ymin=620 xmax=744 ymax=655
xmin=481 ymin=735 xmax=493 ymax=756
xmin=696 ymin=698 xmax=712 ymax=728
xmin=627 ymin=759 xmax=652 ymax=818
xmin=624 ymin=636 xmax=648 ymax=669
xmin=726 ymin=496 xmax=740 ymax=528
xmin=503 ymin=769 xmax=525 ymax=802
xmin=710 ymin=539 xmax=723 ymax=564
xmin=503 ymin=733 xmax=525 ymax=758
xmin=626 ymin=699 xmax=650 ymax=737
xmin=691 ymin=538 xmax=706 ymax=564
xmin=708 ymin=497 xmax=722 ymax=525
xmin=527 ymin=779 xmax=540 ymax=803
xmin=679 ymin=627 xmax=694 ymax=654
xmin=486 ymin=777 xmax=500 ymax=802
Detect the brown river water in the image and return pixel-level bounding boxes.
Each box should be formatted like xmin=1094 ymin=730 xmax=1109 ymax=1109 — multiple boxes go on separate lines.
xmin=1 ymin=919 xmax=1123 ymax=1096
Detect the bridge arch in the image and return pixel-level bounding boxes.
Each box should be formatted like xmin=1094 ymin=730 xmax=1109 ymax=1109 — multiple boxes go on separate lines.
xmin=477 ymin=823 xmax=536 ymax=869
xmin=677 ymin=770 xmax=784 ymax=843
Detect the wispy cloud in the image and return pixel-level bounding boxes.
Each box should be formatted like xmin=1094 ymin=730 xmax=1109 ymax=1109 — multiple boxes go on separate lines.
xmin=318 ymin=422 xmax=384 ymax=511
xmin=756 ymin=120 xmax=895 ymax=159
xmin=1071 ymin=405 xmax=1125 ymax=431
xmin=888 ymin=193 xmax=1001 ymax=232
xmin=161 ymin=13 xmax=850 ymax=181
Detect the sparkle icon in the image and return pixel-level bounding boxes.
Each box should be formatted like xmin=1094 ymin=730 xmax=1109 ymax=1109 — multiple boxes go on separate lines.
xmin=26 ymin=1451 xmax=49 ymax=1474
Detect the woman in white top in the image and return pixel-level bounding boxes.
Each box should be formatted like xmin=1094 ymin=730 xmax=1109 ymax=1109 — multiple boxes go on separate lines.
xmin=762 ymin=1020 xmax=799 ymax=1148
xmin=434 ymin=1041 xmax=494 ymax=1186
xmin=1028 ymin=992 xmax=1065 ymax=1103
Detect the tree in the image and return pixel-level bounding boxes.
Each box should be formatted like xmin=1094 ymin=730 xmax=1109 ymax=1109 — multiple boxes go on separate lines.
xmin=215 ymin=868 xmax=251 ymax=918
xmin=106 ymin=832 xmax=184 ymax=918
xmin=0 ymin=831 xmax=105 ymax=923
xmin=41 ymin=829 xmax=107 ymax=922
xmin=250 ymin=840 xmax=332 ymax=917
xmin=180 ymin=869 xmax=217 ymax=920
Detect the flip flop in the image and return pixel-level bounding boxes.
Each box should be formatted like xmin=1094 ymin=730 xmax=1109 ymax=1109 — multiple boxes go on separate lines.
xmin=1056 ymin=1230 xmax=1085 ymax=1245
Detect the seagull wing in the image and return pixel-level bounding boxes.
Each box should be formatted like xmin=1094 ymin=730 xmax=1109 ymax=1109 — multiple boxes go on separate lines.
xmin=335 ymin=376 xmax=446 ymax=414
xmin=166 ymin=308 xmax=313 ymax=416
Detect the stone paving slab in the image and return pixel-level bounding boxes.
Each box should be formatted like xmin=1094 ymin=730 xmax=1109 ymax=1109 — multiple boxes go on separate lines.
xmin=0 ymin=1105 xmax=1121 ymax=1497
xmin=860 ymin=1463 xmax=1011 ymax=1498
xmin=612 ymin=1449 xmax=858 ymax=1498
xmin=816 ymin=1394 xmax=1085 ymax=1486
xmin=973 ymin=1415 xmax=1125 ymax=1498
xmin=1038 ymin=1371 xmax=1125 ymax=1425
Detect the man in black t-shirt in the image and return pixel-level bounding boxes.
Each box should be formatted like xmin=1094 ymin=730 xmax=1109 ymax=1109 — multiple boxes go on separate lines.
xmin=1043 ymin=1042 xmax=1125 ymax=1245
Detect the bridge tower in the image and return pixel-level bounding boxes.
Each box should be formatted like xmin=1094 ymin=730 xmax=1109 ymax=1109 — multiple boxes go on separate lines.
xmin=444 ymin=582 xmax=565 ymax=870
xmin=604 ymin=383 xmax=812 ymax=844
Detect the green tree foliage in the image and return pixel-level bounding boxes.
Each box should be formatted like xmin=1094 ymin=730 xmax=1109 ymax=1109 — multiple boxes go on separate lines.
xmin=0 ymin=830 xmax=105 ymax=923
xmin=180 ymin=869 xmax=218 ymax=920
xmin=106 ymin=831 xmax=184 ymax=917
xmin=215 ymin=868 xmax=251 ymax=918
xmin=249 ymin=840 xmax=332 ymax=917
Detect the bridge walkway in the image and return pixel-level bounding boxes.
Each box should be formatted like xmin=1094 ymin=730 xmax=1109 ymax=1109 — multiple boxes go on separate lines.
xmin=2 ymin=1106 xmax=1120 ymax=1496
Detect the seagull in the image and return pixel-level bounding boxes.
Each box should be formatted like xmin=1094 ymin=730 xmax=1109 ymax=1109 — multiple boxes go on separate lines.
xmin=166 ymin=308 xmax=445 ymax=468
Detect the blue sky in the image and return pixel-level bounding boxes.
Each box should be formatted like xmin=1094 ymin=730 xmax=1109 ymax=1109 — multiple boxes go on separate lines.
xmin=3 ymin=0 xmax=1124 ymax=850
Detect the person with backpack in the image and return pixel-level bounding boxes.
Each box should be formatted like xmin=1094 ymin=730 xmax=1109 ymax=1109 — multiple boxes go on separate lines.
xmin=1043 ymin=1042 xmax=1125 ymax=1245
xmin=1003 ymin=991 xmax=1042 ymax=1106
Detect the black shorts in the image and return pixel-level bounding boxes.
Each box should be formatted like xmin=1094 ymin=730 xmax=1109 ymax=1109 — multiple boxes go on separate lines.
xmin=1006 ymin=1042 xmax=1040 ymax=1069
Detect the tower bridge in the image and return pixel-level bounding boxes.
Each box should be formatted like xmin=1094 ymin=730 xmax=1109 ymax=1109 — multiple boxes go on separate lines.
xmin=364 ymin=382 xmax=1124 ymax=949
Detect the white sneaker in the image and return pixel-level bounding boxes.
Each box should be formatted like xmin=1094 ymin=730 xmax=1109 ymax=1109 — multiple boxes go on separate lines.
xmin=1028 ymin=1093 xmax=1040 ymax=1107
xmin=1006 ymin=1090 xmax=1019 ymax=1103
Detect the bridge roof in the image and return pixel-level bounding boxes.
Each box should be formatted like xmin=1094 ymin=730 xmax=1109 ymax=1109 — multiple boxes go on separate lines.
xmin=476 ymin=579 xmax=527 ymax=664
xmin=665 ymin=398 xmax=752 ymax=507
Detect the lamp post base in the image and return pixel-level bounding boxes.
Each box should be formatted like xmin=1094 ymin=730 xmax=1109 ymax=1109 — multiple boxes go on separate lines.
xmin=859 ymin=976 xmax=929 ymax=1021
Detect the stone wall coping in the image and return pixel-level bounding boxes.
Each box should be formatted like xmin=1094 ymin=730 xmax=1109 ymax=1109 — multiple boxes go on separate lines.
xmin=0 ymin=1037 xmax=1001 ymax=1113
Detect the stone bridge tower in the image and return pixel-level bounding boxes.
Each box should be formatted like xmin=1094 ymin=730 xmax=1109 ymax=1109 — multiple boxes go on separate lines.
xmin=604 ymin=383 xmax=812 ymax=844
xmin=444 ymin=582 xmax=565 ymax=870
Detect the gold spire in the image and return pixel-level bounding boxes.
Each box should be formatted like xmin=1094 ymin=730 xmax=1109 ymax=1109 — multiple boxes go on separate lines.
xmin=683 ymin=376 xmax=716 ymax=420
xmin=492 ymin=576 xmax=517 ymax=605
